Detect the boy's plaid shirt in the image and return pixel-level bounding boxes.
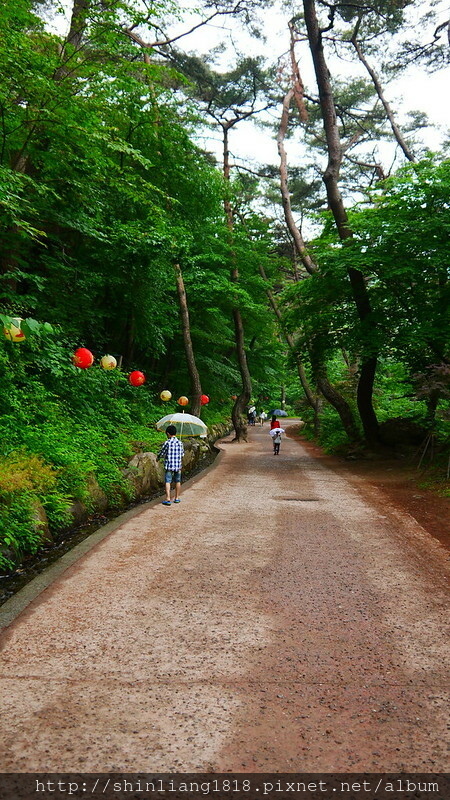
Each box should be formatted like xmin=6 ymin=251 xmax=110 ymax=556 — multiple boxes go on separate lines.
xmin=158 ymin=437 xmax=184 ymax=471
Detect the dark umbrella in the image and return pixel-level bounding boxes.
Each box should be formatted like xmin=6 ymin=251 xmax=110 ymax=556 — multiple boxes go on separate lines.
xmin=269 ymin=409 xmax=288 ymax=416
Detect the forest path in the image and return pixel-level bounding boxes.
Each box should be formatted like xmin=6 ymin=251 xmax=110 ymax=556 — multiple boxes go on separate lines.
xmin=0 ymin=420 xmax=448 ymax=772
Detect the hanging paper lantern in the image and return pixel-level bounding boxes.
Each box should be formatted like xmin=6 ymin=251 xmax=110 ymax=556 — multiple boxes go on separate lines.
xmin=73 ymin=347 xmax=94 ymax=369
xmin=100 ymin=354 xmax=117 ymax=371
xmin=177 ymin=396 xmax=189 ymax=406
xmin=129 ymin=370 xmax=145 ymax=386
xmin=160 ymin=390 xmax=172 ymax=401
xmin=200 ymin=394 xmax=210 ymax=406
xmin=231 ymin=395 xmax=237 ymax=401
xmin=4 ymin=317 xmax=26 ymax=343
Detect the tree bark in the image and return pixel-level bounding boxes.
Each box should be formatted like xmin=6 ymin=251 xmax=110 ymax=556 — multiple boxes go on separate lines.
xmin=303 ymin=0 xmax=380 ymax=444
xmin=274 ymin=91 xmax=361 ymax=437
xmin=277 ymin=87 xmax=317 ymax=276
xmin=261 ymin=268 xmax=318 ymax=413
xmin=223 ymin=123 xmax=252 ymax=441
xmin=309 ymin=343 xmax=361 ymax=443
xmin=317 ymin=371 xmax=361 ymax=443
xmin=231 ymin=307 xmax=252 ymax=441
xmin=124 ymin=310 xmax=135 ymax=366
xmin=60 ymin=0 xmax=90 ymax=60
xmin=173 ymin=262 xmax=202 ymax=418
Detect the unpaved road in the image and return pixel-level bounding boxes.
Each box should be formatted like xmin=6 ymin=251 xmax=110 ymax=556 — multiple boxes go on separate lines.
xmin=0 ymin=421 xmax=449 ymax=772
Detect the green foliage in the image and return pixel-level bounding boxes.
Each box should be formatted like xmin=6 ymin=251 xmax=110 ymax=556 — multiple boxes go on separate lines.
xmin=0 ymin=326 xmax=170 ymax=568
xmin=278 ymin=158 xmax=449 ymax=447
xmin=0 ymin=450 xmax=60 ymax=570
xmin=0 ymin=0 xmax=447 ymax=560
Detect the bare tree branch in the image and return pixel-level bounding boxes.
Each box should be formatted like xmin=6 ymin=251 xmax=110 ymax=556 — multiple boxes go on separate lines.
xmin=350 ymin=17 xmax=416 ymax=162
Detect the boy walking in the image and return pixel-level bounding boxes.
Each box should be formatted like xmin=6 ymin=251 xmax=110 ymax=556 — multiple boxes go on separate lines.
xmin=157 ymin=425 xmax=184 ymax=505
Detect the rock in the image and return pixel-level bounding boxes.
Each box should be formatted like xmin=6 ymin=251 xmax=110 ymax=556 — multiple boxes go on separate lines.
xmin=30 ymin=500 xmax=52 ymax=542
xmin=86 ymin=473 xmax=109 ymax=512
xmin=67 ymin=500 xmax=88 ymax=525
xmin=63 ymin=422 xmax=231 ymax=541
xmin=181 ymin=446 xmax=196 ymax=472
xmin=123 ymin=452 xmax=162 ymax=496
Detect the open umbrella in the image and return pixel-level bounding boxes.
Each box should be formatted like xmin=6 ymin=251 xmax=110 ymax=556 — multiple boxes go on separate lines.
xmin=269 ymin=427 xmax=285 ymax=437
xmin=269 ymin=409 xmax=288 ymax=417
xmin=155 ymin=412 xmax=208 ymax=438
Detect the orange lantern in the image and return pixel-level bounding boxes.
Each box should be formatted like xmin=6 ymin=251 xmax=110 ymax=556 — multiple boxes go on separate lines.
xmin=129 ymin=370 xmax=145 ymax=386
xmin=160 ymin=390 xmax=172 ymax=401
xmin=73 ymin=347 xmax=94 ymax=369
xmin=177 ymin=396 xmax=189 ymax=406
xmin=231 ymin=395 xmax=237 ymax=401
xmin=100 ymin=354 xmax=117 ymax=370
xmin=200 ymin=394 xmax=209 ymax=406
xmin=4 ymin=317 xmax=26 ymax=343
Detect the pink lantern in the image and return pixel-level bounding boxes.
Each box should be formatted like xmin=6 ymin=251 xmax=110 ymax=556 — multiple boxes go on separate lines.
xmin=129 ymin=370 xmax=145 ymax=386
xmin=200 ymin=394 xmax=210 ymax=406
xmin=73 ymin=347 xmax=94 ymax=369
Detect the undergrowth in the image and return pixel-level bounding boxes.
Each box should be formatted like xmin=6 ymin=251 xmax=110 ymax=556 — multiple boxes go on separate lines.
xmin=0 ymin=326 xmax=229 ymax=571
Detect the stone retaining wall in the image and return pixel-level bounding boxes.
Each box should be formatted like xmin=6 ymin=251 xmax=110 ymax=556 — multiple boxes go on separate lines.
xmin=32 ymin=423 xmax=231 ymax=543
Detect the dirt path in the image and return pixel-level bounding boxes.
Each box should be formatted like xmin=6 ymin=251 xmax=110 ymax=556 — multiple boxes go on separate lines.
xmin=0 ymin=421 xmax=448 ymax=772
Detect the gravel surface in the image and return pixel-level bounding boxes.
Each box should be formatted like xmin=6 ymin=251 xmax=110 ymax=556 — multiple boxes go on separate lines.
xmin=0 ymin=421 xmax=448 ymax=772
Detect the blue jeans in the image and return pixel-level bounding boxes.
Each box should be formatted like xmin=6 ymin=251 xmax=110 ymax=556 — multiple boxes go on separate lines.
xmin=165 ymin=469 xmax=181 ymax=484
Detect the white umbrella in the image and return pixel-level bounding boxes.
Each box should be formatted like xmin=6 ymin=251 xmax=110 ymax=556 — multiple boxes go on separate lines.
xmin=155 ymin=412 xmax=208 ymax=437
xmin=269 ymin=427 xmax=285 ymax=437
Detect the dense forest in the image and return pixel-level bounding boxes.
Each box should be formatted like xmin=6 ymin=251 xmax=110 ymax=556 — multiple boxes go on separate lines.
xmin=0 ymin=0 xmax=449 ymax=567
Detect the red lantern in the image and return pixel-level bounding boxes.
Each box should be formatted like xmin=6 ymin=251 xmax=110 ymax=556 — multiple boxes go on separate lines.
xmin=200 ymin=394 xmax=209 ymax=406
xmin=178 ymin=396 xmax=189 ymax=406
xmin=73 ymin=347 xmax=94 ymax=369
xmin=129 ymin=370 xmax=146 ymax=386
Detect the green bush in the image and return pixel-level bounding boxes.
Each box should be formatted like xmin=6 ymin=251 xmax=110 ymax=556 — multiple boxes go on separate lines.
xmin=0 ymin=327 xmax=231 ymax=570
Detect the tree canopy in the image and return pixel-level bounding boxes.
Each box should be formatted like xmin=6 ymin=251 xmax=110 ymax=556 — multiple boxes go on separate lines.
xmin=0 ymin=0 xmax=448 ymax=563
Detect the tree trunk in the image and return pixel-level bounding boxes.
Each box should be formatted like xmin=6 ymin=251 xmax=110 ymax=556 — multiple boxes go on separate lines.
xmin=425 ymin=388 xmax=440 ymax=425
xmin=277 ymin=87 xmax=317 ymax=275
xmin=316 ymin=371 xmax=361 ymax=443
xmin=124 ymin=310 xmax=135 ymax=366
xmin=174 ymin=261 xmax=202 ymax=417
xmin=262 ymin=262 xmax=359 ymax=439
xmin=313 ymin=395 xmax=322 ymax=438
xmin=303 ymin=0 xmax=380 ymax=444
xmin=356 ymin=357 xmax=379 ymax=444
xmin=231 ymin=307 xmax=252 ymax=442
xmin=259 ymin=263 xmax=319 ymax=414
xmin=306 ymin=345 xmax=361 ymax=443
xmin=223 ymin=123 xmax=252 ymax=441
xmin=58 ymin=0 xmax=90 ymax=66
